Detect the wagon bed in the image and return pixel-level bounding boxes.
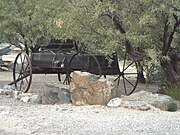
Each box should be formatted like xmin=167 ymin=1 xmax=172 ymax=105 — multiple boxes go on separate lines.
xmin=11 ymin=39 xmax=139 ymax=95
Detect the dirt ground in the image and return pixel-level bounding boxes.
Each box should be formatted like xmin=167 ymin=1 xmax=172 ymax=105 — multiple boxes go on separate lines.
xmin=1 ymin=71 xmax=180 ymax=135
xmin=0 ymin=70 xmax=159 ymax=94
xmin=0 ymin=71 xmax=61 ymax=93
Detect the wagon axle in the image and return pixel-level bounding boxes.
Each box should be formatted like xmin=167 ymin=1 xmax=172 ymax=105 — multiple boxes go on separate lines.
xmin=11 ymin=39 xmax=139 ymax=95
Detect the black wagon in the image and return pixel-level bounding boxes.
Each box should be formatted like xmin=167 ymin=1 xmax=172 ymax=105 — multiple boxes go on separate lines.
xmin=11 ymin=39 xmax=139 ymax=95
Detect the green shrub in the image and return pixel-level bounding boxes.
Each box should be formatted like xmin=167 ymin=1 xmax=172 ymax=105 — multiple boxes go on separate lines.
xmin=167 ymin=102 xmax=178 ymax=112
xmin=161 ymin=86 xmax=180 ymax=101
xmin=144 ymin=61 xmax=168 ymax=86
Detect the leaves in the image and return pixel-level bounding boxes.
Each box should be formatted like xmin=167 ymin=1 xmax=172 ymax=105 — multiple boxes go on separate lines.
xmin=0 ymin=0 xmax=179 ymax=56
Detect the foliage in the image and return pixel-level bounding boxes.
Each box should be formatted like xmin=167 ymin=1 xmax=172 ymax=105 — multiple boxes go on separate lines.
xmin=142 ymin=49 xmax=165 ymax=85
xmin=161 ymin=86 xmax=180 ymax=101
xmin=145 ymin=62 xmax=164 ymax=83
xmin=50 ymin=1 xmax=148 ymax=53
xmin=0 ymin=0 xmax=65 ymax=50
xmin=1 ymin=0 xmax=179 ymax=53
xmin=0 ymin=0 xmax=180 ymax=84
xmin=56 ymin=0 xmax=180 ymax=57
xmin=167 ymin=102 xmax=178 ymax=112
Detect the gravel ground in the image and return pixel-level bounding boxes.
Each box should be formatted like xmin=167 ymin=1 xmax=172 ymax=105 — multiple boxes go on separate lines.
xmin=0 ymin=71 xmax=180 ymax=135
xmin=0 ymin=97 xmax=180 ymax=135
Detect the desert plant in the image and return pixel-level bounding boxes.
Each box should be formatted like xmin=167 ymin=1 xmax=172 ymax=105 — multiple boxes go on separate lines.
xmin=144 ymin=60 xmax=168 ymax=86
xmin=167 ymin=102 xmax=178 ymax=112
xmin=161 ymin=86 xmax=180 ymax=101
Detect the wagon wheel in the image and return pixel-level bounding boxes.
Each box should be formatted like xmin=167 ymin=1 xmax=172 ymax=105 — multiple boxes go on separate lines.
xmin=13 ymin=52 xmax=32 ymax=92
xmin=64 ymin=51 xmax=102 ymax=84
xmin=115 ymin=51 xmax=139 ymax=95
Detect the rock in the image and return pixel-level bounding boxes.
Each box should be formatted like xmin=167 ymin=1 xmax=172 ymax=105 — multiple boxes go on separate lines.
xmin=20 ymin=96 xmax=30 ymax=102
xmin=30 ymin=95 xmax=42 ymax=104
xmin=69 ymin=71 xmax=120 ymax=105
xmin=12 ymin=91 xmax=42 ymax=104
xmin=122 ymin=101 xmax=160 ymax=111
xmin=18 ymin=93 xmax=32 ymax=99
xmin=176 ymin=101 xmax=180 ymax=110
xmin=12 ymin=90 xmax=21 ymax=99
xmin=0 ymin=88 xmax=3 ymax=95
xmin=16 ymin=92 xmax=32 ymax=103
xmin=2 ymin=85 xmax=13 ymax=95
xmin=107 ymin=97 xmax=122 ymax=107
xmin=0 ymin=66 xmax=9 ymax=71
xmin=121 ymin=91 xmax=174 ymax=111
xmin=40 ymin=83 xmax=71 ymax=105
xmin=57 ymin=88 xmax=71 ymax=104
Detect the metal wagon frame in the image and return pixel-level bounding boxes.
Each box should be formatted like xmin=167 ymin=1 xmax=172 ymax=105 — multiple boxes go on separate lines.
xmin=10 ymin=39 xmax=139 ymax=95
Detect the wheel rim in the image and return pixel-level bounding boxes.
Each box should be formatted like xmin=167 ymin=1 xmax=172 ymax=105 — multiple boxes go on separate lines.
xmin=13 ymin=52 xmax=32 ymax=92
xmin=117 ymin=52 xmax=139 ymax=95
xmin=66 ymin=52 xmax=102 ymax=84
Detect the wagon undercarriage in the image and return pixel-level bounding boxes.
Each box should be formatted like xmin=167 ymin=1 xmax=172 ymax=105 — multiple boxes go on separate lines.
xmin=11 ymin=40 xmax=139 ymax=95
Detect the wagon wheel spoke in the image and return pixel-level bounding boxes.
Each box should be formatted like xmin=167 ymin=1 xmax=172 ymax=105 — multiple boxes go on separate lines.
xmin=23 ymin=63 xmax=30 ymax=75
xmin=24 ymin=76 xmax=30 ymax=84
xmin=63 ymin=73 xmax=72 ymax=85
xmin=17 ymin=71 xmax=23 ymax=80
xmin=124 ymin=72 xmax=138 ymax=75
xmin=13 ymin=52 xmax=32 ymax=93
xmin=14 ymin=73 xmax=30 ymax=84
xmin=63 ymin=66 xmax=74 ymax=84
xmin=16 ymin=56 xmax=29 ymax=81
xmin=22 ymin=60 xmax=27 ymax=71
xmin=122 ymin=76 xmax=127 ymax=95
xmin=20 ymin=77 xmax=24 ymax=91
xmin=119 ymin=52 xmax=139 ymax=95
xmin=20 ymin=55 xmax=27 ymax=72
xmin=123 ymin=61 xmax=134 ymax=72
xmin=67 ymin=52 xmax=102 ymax=85
xmin=123 ymin=75 xmax=136 ymax=88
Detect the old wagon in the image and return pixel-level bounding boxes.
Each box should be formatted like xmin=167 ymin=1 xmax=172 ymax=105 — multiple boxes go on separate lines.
xmin=11 ymin=39 xmax=139 ymax=95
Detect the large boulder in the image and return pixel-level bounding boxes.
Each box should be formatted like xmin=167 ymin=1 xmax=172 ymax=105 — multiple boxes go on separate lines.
xmin=69 ymin=71 xmax=121 ymax=105
xmin=39 ymin=83 xmax=71 ymax=105
xmin=107 ymin=91 xmax=179 ymax=111
xmin=11 ymin=83 xmax=71 ymax=104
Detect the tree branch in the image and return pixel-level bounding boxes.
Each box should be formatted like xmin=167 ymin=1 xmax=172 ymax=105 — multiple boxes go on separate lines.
xmin=168 ymin=3 xmax=180 ymax=12
xmin=101 ymin=13 xmax=134 ymax=53
xmin=162 ymin=14 xmax=170 ymax=56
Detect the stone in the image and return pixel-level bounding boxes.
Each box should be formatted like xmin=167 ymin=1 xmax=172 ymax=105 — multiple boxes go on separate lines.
xmin=18 ymin=92 xmax=32 ymax=99
xmin=40 ymin=83 xmax=71 ymax=105
xmin=57 ymin=88 xmax=71 ymax=104
xmin=20 ymin=96 xmax=30 ymax=102
xmin=2 ymin=85 xmax=13 ymax=95
xmin=12 ymin=90 xmax=21 ymax=99
xmin=0 ymin=88 xmax=3 ymax=95
xmin=107 ymin=97 xmax=122 ymax=107
xmin=121 ymin=91 xmax=174 ymax=111
xmin=69 ymin=71 xmax=121 ymax=105
xmin=30 ymin=95 xmax=42 ymax=104
xmin=0 ymin=66 xmax=9 ymax=71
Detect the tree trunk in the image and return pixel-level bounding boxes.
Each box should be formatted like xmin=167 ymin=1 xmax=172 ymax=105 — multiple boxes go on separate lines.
xmin=25 ymin=44 xmax=29 ymax=55
xmin=169 ymin=50 xmax=180 ymax=75
xmin=159 ymin=12 xmax=180 ymax=86
xmin=160 ymin=57 xmax=180 ymax=85
xmin=137 ymin=61 xmax=146 ymax=83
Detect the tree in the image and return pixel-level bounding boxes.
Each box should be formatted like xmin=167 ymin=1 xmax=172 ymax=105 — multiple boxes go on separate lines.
xmin=53 ymin=0 xmax=153 ymax=83
xmin=0 ymin=0 xmax=152 ymax=55
xmin=136 ymin=0 xmax=180 ymax=85
xmin=1 ymin=0 xmax=180 ymax=85
xmin=157 ymin=2 xmax=180 ymax=85
xmin=56 ymin=0 xmax=180 ymax=85
xmin=0 ymin=0 xmax=65 ymax=54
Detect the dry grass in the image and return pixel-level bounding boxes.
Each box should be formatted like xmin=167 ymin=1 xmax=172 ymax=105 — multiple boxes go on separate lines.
xmin=162 ymin=86 xmax=180 ymax=101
